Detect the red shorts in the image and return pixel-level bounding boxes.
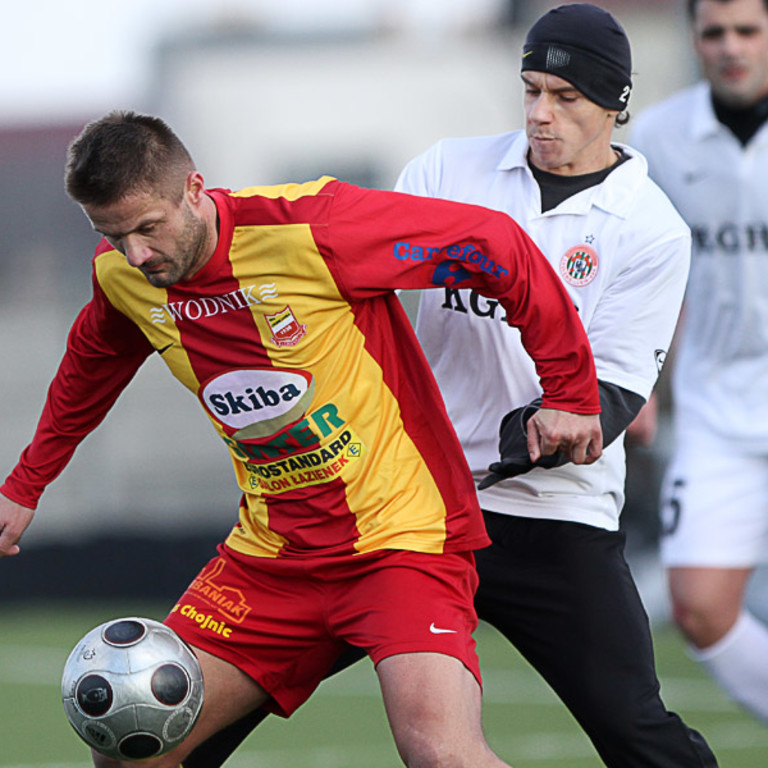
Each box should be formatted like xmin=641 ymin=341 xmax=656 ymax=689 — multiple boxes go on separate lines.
xmin=165 ymin=545 xmax=480 ymax=717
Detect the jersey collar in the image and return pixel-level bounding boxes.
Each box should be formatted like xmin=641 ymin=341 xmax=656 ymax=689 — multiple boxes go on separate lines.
xmin=496 ymin=130 xmax=645 ymax=219
xmin=692 ymin=80 xmax=768 ymax=147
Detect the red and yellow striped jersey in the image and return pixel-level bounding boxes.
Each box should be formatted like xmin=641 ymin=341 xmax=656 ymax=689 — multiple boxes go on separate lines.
xmin=2 ymin=178 xmax=599 ymax=558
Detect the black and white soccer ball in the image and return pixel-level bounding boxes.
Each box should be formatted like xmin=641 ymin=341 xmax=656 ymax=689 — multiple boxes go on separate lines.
xmin=61 ymin=617 xmax=204 ymax=761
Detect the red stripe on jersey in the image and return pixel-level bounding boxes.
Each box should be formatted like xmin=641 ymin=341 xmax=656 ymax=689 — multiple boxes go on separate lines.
xmin=225 ymin=184 xmax=334 ymax=228
xmin=258 ymin=482 xmax=359 ymax=557
xmin=165 ymin=277 xmax=268 ymax=382
xmin=338 ymin=293 xmax=486 ymax=548
xmin=163 ymin=198 xmax=261 ymax=381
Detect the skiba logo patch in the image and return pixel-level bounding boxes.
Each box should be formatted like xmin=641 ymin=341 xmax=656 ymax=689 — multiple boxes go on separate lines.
xmin=265 ymin=305 xmax=307 ymax=347
xmin=560 ymin=244 xmax=599 ymax=287
xmin=201 ymin=369 xmax=315 ymax=440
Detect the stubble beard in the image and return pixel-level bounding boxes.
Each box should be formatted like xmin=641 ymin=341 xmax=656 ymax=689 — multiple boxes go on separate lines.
xmin=144 ymin=204 xmax=210 ymax=288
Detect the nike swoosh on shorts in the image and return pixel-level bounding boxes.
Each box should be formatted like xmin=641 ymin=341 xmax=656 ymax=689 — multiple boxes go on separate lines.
xmin=429 ymin=622 xmax=458 ymax=634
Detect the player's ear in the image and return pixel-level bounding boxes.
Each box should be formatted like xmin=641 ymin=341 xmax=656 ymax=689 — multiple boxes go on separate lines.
xmin=184 ymin=171 xmax=207 ymax=205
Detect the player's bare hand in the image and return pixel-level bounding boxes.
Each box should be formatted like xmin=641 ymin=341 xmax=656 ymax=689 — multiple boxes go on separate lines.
xmin=527 ymin=409 xmax=603 ymax=465
xmin=0 ymin=493 xmax=35 ymax=558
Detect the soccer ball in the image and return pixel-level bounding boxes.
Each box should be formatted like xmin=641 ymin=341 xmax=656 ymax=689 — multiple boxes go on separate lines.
xmin=61 ymin=617 xmax=204 ymax=761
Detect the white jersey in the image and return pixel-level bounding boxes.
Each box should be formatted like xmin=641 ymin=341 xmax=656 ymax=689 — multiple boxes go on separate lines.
xmin=396 ymin=130 xmax=690 ymax=530
xmin=632 ymin=82 xmax=768 ymax=452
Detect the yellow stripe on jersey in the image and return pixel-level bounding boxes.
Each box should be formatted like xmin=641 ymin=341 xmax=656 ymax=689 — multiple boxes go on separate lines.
xmin=230 ymin=176 xmax=336 ymax=201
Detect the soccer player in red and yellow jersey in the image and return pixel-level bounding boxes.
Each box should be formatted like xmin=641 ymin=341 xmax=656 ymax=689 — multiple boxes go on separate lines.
xmin=0 ymin=111 xmax=601 ymax=768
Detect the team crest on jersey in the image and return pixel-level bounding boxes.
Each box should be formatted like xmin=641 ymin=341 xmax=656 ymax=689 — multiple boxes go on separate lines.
xmin=265 ymin=305 xmax=307 ymax=347
xmin=560 ymin=244 xmax=599 ymax=287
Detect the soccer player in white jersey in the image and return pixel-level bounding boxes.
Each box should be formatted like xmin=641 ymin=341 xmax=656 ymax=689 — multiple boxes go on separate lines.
xmin=397 ymin=4 xmax=720 ymax=767
xmin=631 ymin=0 xmax=768 ymax=725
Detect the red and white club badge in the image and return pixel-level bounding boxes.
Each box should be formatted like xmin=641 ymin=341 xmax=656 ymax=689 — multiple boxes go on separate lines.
xmin=265 ymin=305 xmax=307 ymax=347
xmin=560 ymin=244 xmax=599 ymax=287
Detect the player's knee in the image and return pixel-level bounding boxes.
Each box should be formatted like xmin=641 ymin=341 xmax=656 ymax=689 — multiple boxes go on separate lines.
xmin=397 ymin=730 xmax=448 ymax=767
xmin=669 ymin=592 xmax=727 ymax=647
xmin=91 ymin=751 xmax=115 ymax=768
xmin=395 ymin=728 xmax=485 ymax=768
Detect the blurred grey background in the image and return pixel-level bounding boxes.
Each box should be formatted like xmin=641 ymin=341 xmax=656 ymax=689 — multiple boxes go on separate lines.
xmin=5 ymin=0 xmax=762 ymax=616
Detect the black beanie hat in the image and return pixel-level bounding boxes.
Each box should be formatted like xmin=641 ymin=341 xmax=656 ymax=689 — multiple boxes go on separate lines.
xmin=522 ymin=3 xmax=632 ymax=111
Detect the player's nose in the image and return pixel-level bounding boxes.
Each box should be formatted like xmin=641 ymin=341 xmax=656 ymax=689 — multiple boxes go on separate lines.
xmin=123 ymin=235 xmax=153 ymax=268
xmin=529 ymin=94 xmax=554 ymax=122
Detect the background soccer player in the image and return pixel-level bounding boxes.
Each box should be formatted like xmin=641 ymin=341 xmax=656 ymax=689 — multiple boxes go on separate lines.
xmin=632 ymin=0 xmax=768 ymax=725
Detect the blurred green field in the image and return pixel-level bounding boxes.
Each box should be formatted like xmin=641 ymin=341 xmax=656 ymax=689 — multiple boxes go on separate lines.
xmin=1 ymin=602 xmax=766 ymax=768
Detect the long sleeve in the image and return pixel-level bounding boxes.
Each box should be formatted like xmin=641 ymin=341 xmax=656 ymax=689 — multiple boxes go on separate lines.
xmin=317 ymin=180 xmax=600 ymax=416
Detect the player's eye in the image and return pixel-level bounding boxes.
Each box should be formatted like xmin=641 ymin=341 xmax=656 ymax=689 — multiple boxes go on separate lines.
xmin=736 ymin=25 xmax=761 ymax=38
xmin=700 ymin=25 xmax=725 ymax=41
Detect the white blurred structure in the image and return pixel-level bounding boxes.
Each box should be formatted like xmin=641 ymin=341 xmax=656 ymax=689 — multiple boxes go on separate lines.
xmin=247 ymin=0 xmax=506 ymax=36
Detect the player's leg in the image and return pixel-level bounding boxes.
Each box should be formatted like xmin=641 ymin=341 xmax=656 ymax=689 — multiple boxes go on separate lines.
xmin=661 ymin=436 xmax=768 ymax=723
xmin=377 ymin=651 xmax=509 ymax=767
xmin=667 ymin=566 xmax=768 ymax=723
xmin=91 ymin=646 xmax=270 ymax=768
xmin=475 ymin=512 xmax=718 ymax=768
xmin=667 ymin=566 xmax=752 ymax=647
xmin=333 ymin=550 xmax=512 ymax=767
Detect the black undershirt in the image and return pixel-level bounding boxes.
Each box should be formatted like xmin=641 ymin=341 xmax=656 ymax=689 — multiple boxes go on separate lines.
xmin=529 ymin=147 xmax=629 ymax=212
xmin=712 ymin=92 xmax=768 ymax=146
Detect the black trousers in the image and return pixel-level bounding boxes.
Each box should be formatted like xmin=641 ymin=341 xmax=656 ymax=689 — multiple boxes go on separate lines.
xmin=475 ymin=512 xmax=718 ymax=768
xmin=183 ymin=513 xmax=720 ymax=768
